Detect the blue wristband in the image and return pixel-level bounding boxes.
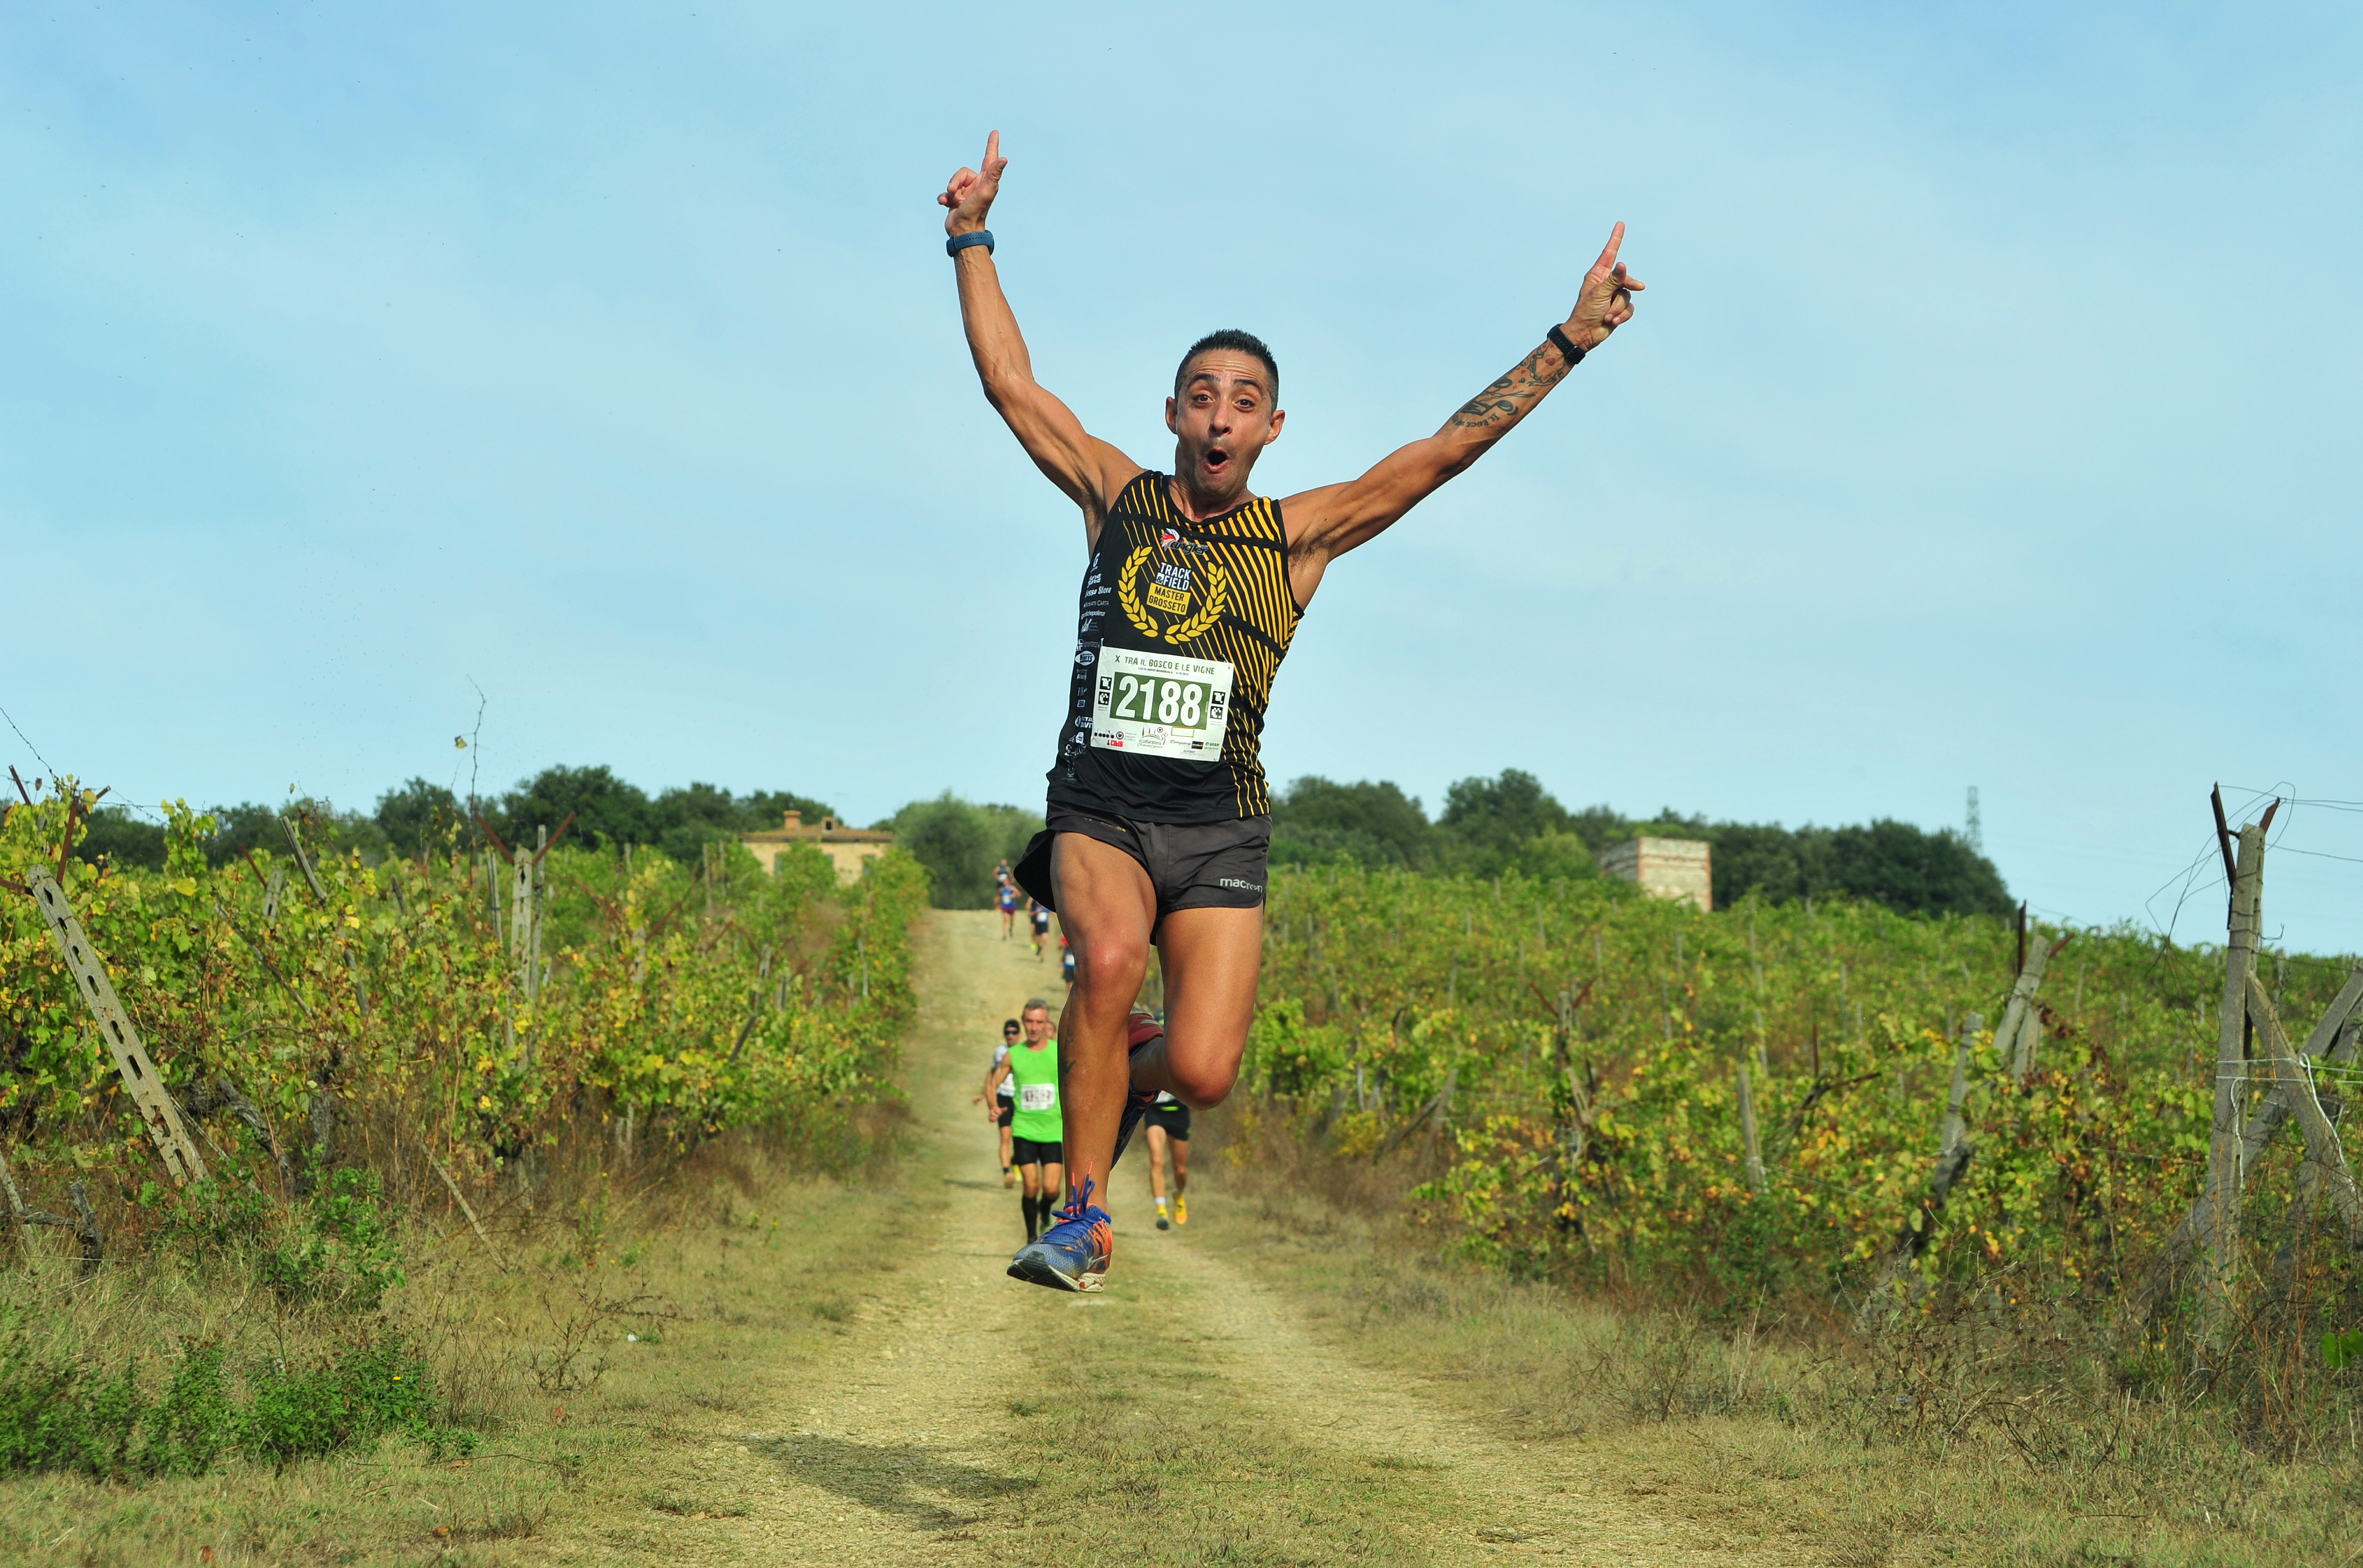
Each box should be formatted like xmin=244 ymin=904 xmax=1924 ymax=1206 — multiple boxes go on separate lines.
xmin=946 ymin=230 xmax=995 ymax=258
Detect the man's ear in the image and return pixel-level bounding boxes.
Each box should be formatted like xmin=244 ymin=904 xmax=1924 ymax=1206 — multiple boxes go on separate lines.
xmin=1164 ymin=395 xmax=1179 ymax=433
xmin=1264 ymin=408 xmax=1285 ymax=446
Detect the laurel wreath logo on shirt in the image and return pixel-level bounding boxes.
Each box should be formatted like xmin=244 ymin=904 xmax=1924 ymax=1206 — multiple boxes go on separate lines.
xmin=1119 ymin=545 xmax=1227 ymax=644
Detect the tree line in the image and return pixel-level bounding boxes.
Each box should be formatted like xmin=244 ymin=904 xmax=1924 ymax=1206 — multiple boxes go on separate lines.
xmin=70 ymin=762 xmax=2010 ymax=919
xmin=72 ymin=765 xmax=836 ymax=874
xmin=1272 ymin=769 xmax=2012 ymax=917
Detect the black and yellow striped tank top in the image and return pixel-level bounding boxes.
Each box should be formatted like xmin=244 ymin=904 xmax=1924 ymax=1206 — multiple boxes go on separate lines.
xmin=1046 ymin=472 xmax=1304 ymax=824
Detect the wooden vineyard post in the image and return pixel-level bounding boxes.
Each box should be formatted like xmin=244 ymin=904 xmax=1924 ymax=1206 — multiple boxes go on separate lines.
xmin=2248 ymin=975 xmax=2363 ymax=1246
xmin=1736 ymin=1063 xmax=1766 ymax=1192
xmin=2238 ymin=962 xmax=2363 ymax=1174
xmin=1993 ymin=938 xmax=2059 ymax=1082
xmin=20 ymin=869 xmax=208 ymax=1186
xmin=2202 ymin=820 xmax=2267 ymax=1343
xmin=1422 ymin=1066 xmax=1458 ymax=1164
xmin=2141 ymin=957 xmax=2358 ymax=1318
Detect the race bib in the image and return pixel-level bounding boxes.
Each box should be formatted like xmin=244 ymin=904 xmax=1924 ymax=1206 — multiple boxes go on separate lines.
xmin=1089 ymin=645 xmax=1232 ymax=762
xmin=1020 ymin=1084 xmax=1058 ymax=1112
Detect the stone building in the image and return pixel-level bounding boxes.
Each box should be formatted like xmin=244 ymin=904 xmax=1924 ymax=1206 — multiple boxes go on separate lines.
xmin=1598 ymin=836 xmax=1712 ymax=913
xmin=739 ymin=810 xmax=894 ymax=886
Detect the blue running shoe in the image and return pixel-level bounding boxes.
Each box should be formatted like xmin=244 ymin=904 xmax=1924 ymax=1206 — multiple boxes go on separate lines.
xmin=1110 ymin=1010 xmax=1164 ymax=1169
xmin=1008 ymin=1177 xmax=1113 ymax=1292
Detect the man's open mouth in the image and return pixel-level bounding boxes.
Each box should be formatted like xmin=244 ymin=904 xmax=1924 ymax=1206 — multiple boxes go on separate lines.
xmin=1203 ymin=448 xmax=1230 ymax=472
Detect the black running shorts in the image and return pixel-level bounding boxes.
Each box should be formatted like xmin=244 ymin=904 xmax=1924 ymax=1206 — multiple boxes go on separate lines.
xmin=1015 ymin=810 xmax=1270 ymax=931
xmin=1010 ymin=1135 xmax=1063 ymax=1167
xmin=1147 ymin=1100 xmax=1192 ymax=1141
xmin=996 ymin=1099 xmax=1014 ymax=1128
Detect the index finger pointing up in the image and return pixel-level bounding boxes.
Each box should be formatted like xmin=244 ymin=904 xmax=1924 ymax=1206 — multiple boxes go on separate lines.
xmin=1590 ymin=221 xmax=1626 ymax=273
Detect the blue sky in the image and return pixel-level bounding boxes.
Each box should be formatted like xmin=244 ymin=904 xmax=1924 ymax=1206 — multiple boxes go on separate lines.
xmin=3 ymin=3 xmax=2360 ymax=949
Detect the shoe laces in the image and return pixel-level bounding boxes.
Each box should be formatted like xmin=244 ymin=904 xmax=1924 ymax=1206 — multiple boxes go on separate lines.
xmin=1053 ymin=1175 xmax=1103 ymax=1227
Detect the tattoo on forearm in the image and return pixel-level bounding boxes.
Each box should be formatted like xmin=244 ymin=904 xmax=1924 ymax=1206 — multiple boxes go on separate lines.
xmin=1446 ymin=345 xmax=1563 ymax=432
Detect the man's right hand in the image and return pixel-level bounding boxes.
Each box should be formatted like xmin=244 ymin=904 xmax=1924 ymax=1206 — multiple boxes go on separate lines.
xmin=939 ymin=130 xmax=1007 ymax=237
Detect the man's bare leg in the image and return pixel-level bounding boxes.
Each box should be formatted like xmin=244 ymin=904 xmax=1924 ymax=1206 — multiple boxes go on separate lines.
xmin=1128 ymin=904 xmax=1263 ymax=1107
xmin=1048 ymin=834 xmax=1156 ymax=1214
xmin=1014 ymin=839 xmax=1262 ymax=1287
xmin=1058 ymin=897 xmax=1261 ymax=1200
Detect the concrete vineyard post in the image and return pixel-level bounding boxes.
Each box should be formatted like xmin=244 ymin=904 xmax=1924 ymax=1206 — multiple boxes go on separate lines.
xmin=1862 ymin=1009 xmax=1985 ymax=1315
xmin=1737 ymin=1063 xmax=1766 ymax=1192
xmin=511 ymin=844 xmax=534 ymax=974
xmin=1940 ymin=1012 xmax=1979 ymax=1160
xmin=21 ymin=868 xmax=208 ymax=1186
xmin=527 ymin=824 xmax=548 ymax=1003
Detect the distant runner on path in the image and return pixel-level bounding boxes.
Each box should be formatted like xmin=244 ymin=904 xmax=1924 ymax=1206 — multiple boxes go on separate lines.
xmin=996 ymin=866 xmax=1021 ymax=940
xmin=1144 ymin=1091 xmax=1190 ymax=1231
xmin=1029 ymin=897 xmax=1053 ymax=960
xmin=980 ymin=999 xmax=1063 ymax=1241
xmin=940 ymin=130 xmax=1643 ymax=1292
xmin=972 ymin=1017 xmax=1022 ymax=1188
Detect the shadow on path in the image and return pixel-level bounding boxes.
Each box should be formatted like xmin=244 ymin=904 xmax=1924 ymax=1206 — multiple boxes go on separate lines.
xmin=746 ymin=1431 xmax=1035 ymax=1533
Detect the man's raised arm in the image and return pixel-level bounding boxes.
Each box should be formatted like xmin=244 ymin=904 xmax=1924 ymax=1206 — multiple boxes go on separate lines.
xmin=1282 ymin=224 xmax=1645 ymax=598
xmin=942 ymin=132 xmax=1140 ymax=537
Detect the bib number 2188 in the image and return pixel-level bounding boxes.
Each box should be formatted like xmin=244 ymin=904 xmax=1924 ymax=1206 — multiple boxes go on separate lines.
xmin=1089 ymin=645 xmax=1233 ymax=762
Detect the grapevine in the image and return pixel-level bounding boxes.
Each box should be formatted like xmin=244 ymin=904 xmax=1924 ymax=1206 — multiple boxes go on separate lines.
xmin=0 ymin=785 xmax=925 ymax=1220
xmin=1246 ymin=861 xmax=2351 ymax=1327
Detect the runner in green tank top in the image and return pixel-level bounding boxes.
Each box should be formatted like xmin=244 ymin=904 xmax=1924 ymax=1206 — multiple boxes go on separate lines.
xmin=980 ymin=999 xmax=1064 ymax=1242
xmin=940 ymin=130 xmax=1644 ymax=1291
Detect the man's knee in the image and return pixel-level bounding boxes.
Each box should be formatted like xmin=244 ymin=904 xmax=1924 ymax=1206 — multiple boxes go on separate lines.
xmin=1077 ymin=933 xmax=1148 ymax=990
xmin=1168 ymin=1057 xmax=1239 ymax=1110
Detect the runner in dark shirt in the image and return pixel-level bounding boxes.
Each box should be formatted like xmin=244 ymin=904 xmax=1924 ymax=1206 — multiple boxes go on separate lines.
xmin=940 ymin=131 xmax=1642 ymax=1291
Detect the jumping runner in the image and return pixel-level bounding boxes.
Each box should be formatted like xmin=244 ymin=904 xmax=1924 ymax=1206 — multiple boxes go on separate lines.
xmin=1144 ymin=1091 xmax=1190 ymax=1231
xmin=940 ymin=131 xmax=1642 ymax=1292
xmin=1029 ymin=896 xmax=1053 ymax=959
xmin=972 ymin=1017 xmax=1022 ymax=1187
xmin=980 ymin=998 xmax=1063 ymax=1241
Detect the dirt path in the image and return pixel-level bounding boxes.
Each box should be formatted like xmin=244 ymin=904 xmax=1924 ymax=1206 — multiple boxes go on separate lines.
xmin=612 ymin=911 xmax=1784 ymax=1566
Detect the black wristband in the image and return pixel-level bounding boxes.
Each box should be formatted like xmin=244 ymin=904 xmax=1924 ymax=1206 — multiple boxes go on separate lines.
xmin=1548 ymin=323 xmax=1585 ymax=366
xmin=946 ymin=230 xmax=995 ymax=258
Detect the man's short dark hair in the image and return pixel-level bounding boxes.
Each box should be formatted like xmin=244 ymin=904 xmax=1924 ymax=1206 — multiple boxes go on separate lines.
xmin=1175 ymin=329 xmax=1278 ymax=403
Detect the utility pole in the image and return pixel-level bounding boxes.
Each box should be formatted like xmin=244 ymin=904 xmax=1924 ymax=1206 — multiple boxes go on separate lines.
xmin=1965 ymin=786 xmax=1982 ymax=853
